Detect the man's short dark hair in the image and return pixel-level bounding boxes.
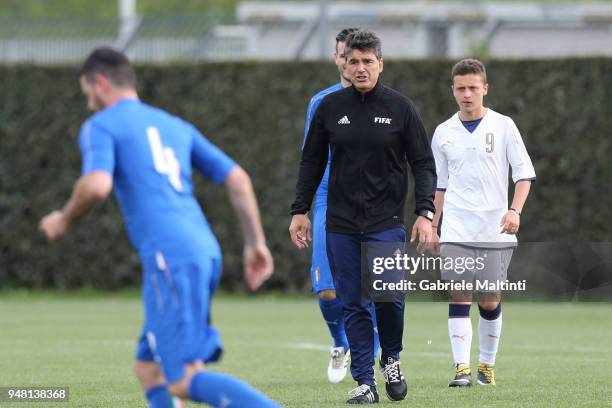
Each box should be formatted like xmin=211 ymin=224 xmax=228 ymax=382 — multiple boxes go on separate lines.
xmin=451 ymin=58 xmax=487 ymax=83
xmin=78 ymin=47 xmax=136 ymax=88
xmin=344 ymin=30 xmax=382 ymax=60
xmin=336 ymin=27 xmax=360 ymax=51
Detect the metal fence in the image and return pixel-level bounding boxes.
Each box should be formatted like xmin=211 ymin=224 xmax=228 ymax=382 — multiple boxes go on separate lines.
xmin=2 ymin=2 xmax=612 ymax=63
xmin=0 ymin=16 xmax=244 ymax=63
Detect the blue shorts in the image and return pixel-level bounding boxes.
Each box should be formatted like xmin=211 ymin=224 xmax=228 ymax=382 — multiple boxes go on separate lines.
xmin=311 ymin=204 xmax=335 ymax=293
xmin=135 ymin=253 xmax=223 ymax=383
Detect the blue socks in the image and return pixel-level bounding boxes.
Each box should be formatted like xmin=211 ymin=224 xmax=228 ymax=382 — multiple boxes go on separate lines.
xmin=449 ymin=303 xmax=471 ymax=318
xmin=371 ymin=305 xmax=380 ymax=359
xmin=318 ymin=297 xmax=349 ymax=350
xmin=318 ymin=297 xmax=380 ymax=359
xmin=145 ymin=384 xmax=173 ymax=408
xmin=147 ymin=372 xmax=280 ymax=407
xmin=188 ymin=371 xmax=280 ymax=407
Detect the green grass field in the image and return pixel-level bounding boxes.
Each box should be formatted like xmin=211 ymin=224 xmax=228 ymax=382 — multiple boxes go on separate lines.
xmin=0 ymin=293 xmax=610 ymax=407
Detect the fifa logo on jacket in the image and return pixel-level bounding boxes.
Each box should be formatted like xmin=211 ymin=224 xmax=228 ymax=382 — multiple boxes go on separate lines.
xmin=374 ymin=117 xmax=392 ymax=124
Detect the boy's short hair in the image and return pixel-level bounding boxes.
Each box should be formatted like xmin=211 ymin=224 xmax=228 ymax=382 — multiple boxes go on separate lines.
xmin=451 ymin=58 xmax=487 ymax=83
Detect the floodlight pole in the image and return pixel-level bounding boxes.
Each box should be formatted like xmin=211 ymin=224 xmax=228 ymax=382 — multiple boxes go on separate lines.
xmin=117 ymin=0 xmax=142 ymax=52
xmin=119 ymin=0 xmax=136 ymax=39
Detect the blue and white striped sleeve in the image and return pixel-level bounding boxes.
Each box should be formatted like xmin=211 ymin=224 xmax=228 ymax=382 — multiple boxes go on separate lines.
xmin=302 ymin=95 xmax=323 ymax=150
xmin=79 ymin=120 xmax=115 ymax=176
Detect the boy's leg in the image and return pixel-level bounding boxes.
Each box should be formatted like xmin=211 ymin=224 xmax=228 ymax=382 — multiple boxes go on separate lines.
xmin=476 ymin=247 xmax=513 ymax=385
xmin=144 ymin=255 xmax=279 ymax=406
xmin=312 ymin=205 xmax=349 ymax=353
xmin=164 ymin=361 xmax=279 ymax=407
xmin=441 ymin=244 xmax=476 ymax=387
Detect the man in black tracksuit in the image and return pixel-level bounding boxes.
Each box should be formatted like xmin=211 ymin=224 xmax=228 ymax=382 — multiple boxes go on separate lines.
xmin=289 ymin=30 xmax=436 ymax=404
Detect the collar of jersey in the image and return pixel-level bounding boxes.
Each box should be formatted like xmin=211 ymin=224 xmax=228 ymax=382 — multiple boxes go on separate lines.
xmin=454 ymin=109 xmax=490 ymax=134
xmin=350 ymin=80 xmax=384 ymax=102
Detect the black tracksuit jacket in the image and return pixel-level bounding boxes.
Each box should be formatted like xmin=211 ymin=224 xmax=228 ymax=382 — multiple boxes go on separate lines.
xmin=291 ymin=81 xmax=437 ymax=234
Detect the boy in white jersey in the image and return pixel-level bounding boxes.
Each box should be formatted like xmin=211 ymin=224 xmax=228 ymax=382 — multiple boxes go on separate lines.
xmin=430 ymin=59 xmax=536 ymax=387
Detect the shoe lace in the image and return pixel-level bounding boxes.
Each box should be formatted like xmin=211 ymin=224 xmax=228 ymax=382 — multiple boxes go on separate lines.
xmin=456 ymin=364 xmax=471 ymax=376
xmin=382 ymin=360 xmax=401 ymax=383
xmin=348 ymin=384 xmax=370 ymax=398
xmin=330 ymin=348 xmax=345 ymax=369
xmin=478 ymin=364 xmax=494 ymax=382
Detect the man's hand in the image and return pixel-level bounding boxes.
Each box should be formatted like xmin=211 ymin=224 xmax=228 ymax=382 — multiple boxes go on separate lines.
xmin=289 ymin=214 xmax=312 ymax=249
xmin=244 ymin=243 xmax=274 ymax=291
xmin=38 ymin=172 xmax=112 ymax=243
xmin=39 ymin=210 xmax=69 ymax=241
xmin=411 ymin=216 xmax=432 ymax=254
xmin=500 ymin=210 xmax=520 ymax=234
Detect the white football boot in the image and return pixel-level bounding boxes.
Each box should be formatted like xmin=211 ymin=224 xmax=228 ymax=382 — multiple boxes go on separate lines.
xmin=327 ymin=346 xmax=350 ymax=383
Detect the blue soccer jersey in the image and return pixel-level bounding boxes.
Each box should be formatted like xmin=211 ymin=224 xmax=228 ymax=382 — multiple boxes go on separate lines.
xmin=302 ymin=83 xmax=343 ymax=205
xmin=79 ymin=98 xmax=236 ymax=264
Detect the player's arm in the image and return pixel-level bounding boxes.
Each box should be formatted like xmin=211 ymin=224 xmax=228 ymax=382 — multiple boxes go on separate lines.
xmin=430 ymin=190 xmax=445 ymax=255
xmin=432 ymin=191 xmax=445 ymax=230
xmin=301 ymin=95 xmax=319 ymax=149
xmin=39 ymin=172 xmax=113 ymax=241
xmin=287 ymin=96 xmax=319 ymax=249
xmin=404 ymin=103 xmax=436 ymax=249
xmin=500 ymin=119 xmax=536 ymax=234
xmin=289 ymin=103 xmax=329 ymax=249
xmin=191 ymin=127 xmax=273 ymax=291
xmin=431 ymin=190 xmax=446 ymax=247
xmin=500 ymin=180 xmax=531 ymax=234
xmin=430 ymin=127 xmax=448 ymax=255
xmin=224 ymin=167 xmax=273 ymax=291
xmin=40 ymin=121 xmax=115 ymax=241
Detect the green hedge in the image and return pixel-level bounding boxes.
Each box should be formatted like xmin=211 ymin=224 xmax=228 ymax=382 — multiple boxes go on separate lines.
xmin=1 ymin=59 xmax=611 ymax=291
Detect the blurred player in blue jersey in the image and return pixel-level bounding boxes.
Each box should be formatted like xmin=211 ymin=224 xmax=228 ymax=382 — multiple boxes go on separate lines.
xmin=301 ymin=28 xmax=380 ymax=384
xmin=39 ymin=47 xmax=280 ymax=408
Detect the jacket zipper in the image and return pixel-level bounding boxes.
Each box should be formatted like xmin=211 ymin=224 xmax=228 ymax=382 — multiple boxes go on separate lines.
xmin=359 ymin=93 xmax=366 ymax=235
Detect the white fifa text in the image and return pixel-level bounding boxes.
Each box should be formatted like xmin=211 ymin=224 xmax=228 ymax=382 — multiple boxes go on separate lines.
xmin=374 ymin=117 xmax=392 ymax=124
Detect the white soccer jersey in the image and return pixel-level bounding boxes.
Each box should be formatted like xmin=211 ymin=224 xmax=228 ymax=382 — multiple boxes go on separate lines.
xmin=431 ymin=109 xmax=536 ymax=245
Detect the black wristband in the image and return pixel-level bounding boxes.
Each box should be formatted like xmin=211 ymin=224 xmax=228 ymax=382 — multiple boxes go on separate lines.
xmin=416 ymin=209 xmax=434 ymax=221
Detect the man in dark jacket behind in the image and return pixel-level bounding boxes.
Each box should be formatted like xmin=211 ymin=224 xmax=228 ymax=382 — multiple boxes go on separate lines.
xmin=289 ymin=30 xmax=437 ymax=404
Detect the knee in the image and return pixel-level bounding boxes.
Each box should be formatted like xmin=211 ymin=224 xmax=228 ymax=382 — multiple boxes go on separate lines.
xmin=168 ymin=362 xmax=205 ymax=399
xmin=478 ymin=300 xmax=500 ymax=311
xmin=449 ymin=290 xmax=472 ymax=303
xmin=168 ymin=379 xmax=190 ymax=400
xmin=478 ymin=301 xmax=502 ymax=321
xmin=318 ymin=289 xmax=336 ymax=301
xmin=133 ymin=361 xmax=164 ymax=388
